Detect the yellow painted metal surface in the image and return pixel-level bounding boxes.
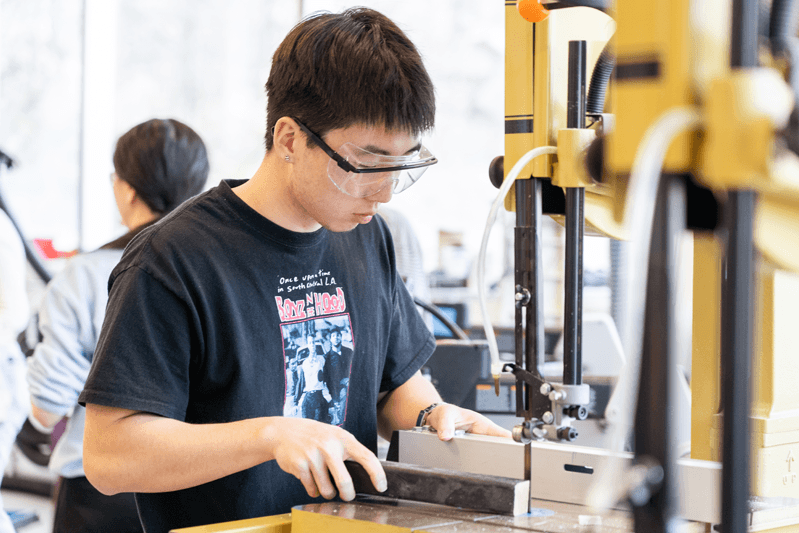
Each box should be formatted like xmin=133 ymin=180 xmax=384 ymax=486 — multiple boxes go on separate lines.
xmin=701 ymin=70 xmax=794 ymax=191
xmin=705 ymin=269 xmax=799 ymax=502
xmin=607 ymin=0 xmax=696 ymax=177
xmin=690 ymin=234 xmax=722 ymax=463
xmin=751 ymin=270 xmax=799 ymax=433
xmin=503 ymin=0 xmax=536 ymax=214
xmin=552 ymin=126 xmax=628 ymax=239
xmin=170 ymin=514 xmax=291 ymax=533
xmin=503 ymin=3 xmax=614 ymax=213
xmin=605 ymin=0 xmax=730 ymax=223
xmin=756 ymin=193 xmax=799 ymax=273
xmin=553 ymin=128 xmax=596 ymax=188
xmin=291 ymin=505 xmax=411 ymax=533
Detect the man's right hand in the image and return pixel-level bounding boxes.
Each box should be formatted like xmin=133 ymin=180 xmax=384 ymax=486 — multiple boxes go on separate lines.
xmin=267 ymin=417 xmax=387 ymax=501
xmin=83 ymin=403 xmax=386 ymax=499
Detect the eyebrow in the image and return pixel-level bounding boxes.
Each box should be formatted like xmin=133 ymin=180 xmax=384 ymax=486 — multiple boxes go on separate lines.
xmin=363 ymin=142 xmax=422 ymax=156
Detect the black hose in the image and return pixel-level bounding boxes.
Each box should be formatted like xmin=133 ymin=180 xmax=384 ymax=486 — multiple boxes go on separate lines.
xmin=544 ymin=0 xmax=611 ymax=13
xmin=0 ymin=151 xmax=52 ymax=284
xmin=769 ymin=0 xmax=799 ymax=57
xmin=413 ymin=298 xmax=470 ymax=341
xmin=769 ymin=0 xmax=799 ymax=156
xmin=586 ymin=40 xmax=615 ymax=115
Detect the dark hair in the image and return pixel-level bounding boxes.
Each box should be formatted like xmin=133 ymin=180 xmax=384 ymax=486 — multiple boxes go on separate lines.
xmin=113 ymin=118 xmax=209 ymax=215
xmin=264 ymin=7 xmax=435 ymax=150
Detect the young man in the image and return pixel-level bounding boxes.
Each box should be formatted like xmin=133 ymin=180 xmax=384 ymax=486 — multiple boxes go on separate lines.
xmin=80 ymin=8 xmax=510 ymax=532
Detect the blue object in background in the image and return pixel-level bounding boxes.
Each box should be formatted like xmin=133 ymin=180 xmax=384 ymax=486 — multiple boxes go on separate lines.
xmin=431 ymin=306 xmax=460 ymax=338
xmin=8 ymin=509 xmax=39 ymax=530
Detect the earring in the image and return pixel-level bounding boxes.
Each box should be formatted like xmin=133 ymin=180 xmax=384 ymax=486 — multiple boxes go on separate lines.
xmin=284 ymin=155 xmax=290 ymax=162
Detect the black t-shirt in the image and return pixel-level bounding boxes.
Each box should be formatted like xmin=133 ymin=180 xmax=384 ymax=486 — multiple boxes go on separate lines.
xmin=79 ymin=180 xmax=435 ymax=533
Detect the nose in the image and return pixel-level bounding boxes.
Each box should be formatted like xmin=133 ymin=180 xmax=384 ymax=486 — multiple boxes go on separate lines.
xmin=368 ymin=179 xmax=395 ymax=204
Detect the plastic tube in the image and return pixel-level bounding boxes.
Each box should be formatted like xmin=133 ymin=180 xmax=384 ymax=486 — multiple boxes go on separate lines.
xmin=477 ymin=146 xmax=558 ymax=386
xmin=587 ymin=106 xmax=702 ymax=511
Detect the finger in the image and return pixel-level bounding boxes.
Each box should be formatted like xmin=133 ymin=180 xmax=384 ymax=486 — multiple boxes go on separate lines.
xmin=308 ymin=454 xmax=337 ymax=500
xmin=344 ymin=440 xmax=387 ymax=495
xmin=432 ymin=406 xmax=459 ymax=441
xmin=473 ymin=419 xmax=513 ymax=438
xmin=459 ymin=413 xmax=513 ymax=439
xmin=325 ymin=456 xmax=356 ymax=501
xmin=293 ymin=461 xmax=320 ymax=498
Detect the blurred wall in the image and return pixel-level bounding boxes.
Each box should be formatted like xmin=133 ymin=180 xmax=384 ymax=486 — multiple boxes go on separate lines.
xmin=0 ymin=0 xmax=610 ymax=326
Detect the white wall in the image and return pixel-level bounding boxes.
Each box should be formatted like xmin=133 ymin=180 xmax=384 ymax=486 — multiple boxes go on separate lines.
xmin=0 ymin=0 xmax=611 ymax=326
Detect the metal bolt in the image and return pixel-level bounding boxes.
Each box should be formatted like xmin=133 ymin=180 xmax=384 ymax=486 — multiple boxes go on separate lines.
xmin=539 ymin=383 xmax=552 ymax=395
xmin=514 ymin=286 xmax=531 ymax=307
xmin=557 ymin=426 xmax=578 ymax=441
xmin=542 ymin=411 xmax=554 ymax=424
xmin=549 ymin=390 xmax=563 ymax=402
xmin=512 ymin=424 xmax=531 ymax=444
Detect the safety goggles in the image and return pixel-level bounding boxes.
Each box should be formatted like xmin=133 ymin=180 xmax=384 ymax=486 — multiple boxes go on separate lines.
xmin=292 ymin=117 xmax=437 ymax=198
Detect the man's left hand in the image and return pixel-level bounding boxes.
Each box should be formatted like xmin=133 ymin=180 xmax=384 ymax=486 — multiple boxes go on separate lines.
xmin=424 ymin=403 xmax=512 ymax=441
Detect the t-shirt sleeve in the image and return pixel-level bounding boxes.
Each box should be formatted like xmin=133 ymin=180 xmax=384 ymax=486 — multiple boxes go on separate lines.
xmin=378 ymin=269 xmax=435 ymax=393
xmin=79 ymin=266 xmax=194 ymax=420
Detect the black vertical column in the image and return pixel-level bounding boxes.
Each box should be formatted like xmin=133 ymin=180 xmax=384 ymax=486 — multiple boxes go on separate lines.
xmin=720 ymin=1 xmax=758 ymax=532
xmin=514 ymin=179 xmax=548 ymax=420
xmin=563 ymin=40 xmax=586 ymax=386
xmin=720 ymin=192 xmax=754 ymax=533
xmin=633 ymin=176 xmax=684 ymax=532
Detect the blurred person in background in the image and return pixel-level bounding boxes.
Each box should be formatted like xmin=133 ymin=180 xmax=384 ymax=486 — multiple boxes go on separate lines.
xmin=25 ymin=118 xmax=209 ymax=533
xmin=0 ymin=206 xmax=30 ymax=533
xmin=378 ymin=206 xmax=434 ymax=331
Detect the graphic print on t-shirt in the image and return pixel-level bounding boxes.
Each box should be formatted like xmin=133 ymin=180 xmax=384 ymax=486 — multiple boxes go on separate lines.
xmin=276 ymin=277 xmax=354 ymax=425
xmin=280 ymin=316 xmax=354 ymax=425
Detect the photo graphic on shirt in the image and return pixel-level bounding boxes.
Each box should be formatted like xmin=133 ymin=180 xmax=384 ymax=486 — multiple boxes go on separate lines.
xmin=281 ymin=315 xmax=354 ymax=426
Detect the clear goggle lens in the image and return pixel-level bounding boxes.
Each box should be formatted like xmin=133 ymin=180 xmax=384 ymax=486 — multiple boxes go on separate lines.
xmin=327 ymin=144 xmax=436 ymax=198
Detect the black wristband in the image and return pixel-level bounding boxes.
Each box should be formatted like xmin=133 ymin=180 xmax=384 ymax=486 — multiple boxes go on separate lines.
xmin=415 ymin=402 xmax=440 ymax=427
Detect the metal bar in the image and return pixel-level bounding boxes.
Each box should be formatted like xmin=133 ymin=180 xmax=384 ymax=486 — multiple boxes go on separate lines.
xmin=563 ymin=40 xmax=587 ymax=387
xmin=346 ymin=460 xmax=531 ymax=516
xmin=731 ymin=0 xmax=759 ymax=68
xmin=514 ymin=179 xmax=548 ymax=420
xmin=563 ymin=188 xmax=584 ymax=386
xmin=633 ymin=176 xmax=685 ymax=532
xmin=567 ymin=40 xmax=587 ymax=129
xmin=720 ymin=191 xmax=755 ymax=533
xmin=723 ymin=2 xmax=757 ymax=530
xmin=528 ymin=178 xmax=546 ymax=381
xmin=514 ymin=179 xmax=534 ymax=419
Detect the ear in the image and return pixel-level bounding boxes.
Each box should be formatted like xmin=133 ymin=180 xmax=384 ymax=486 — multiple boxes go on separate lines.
xmin=118 ymin=178 xmax=138 ymax=206
xmin=273 ymin=117 xmax=299 ymax=159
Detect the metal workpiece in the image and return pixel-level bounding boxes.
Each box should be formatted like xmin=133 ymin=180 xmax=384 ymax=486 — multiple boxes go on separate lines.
xmin=345 ymin=460 xmax=530 ymax=517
